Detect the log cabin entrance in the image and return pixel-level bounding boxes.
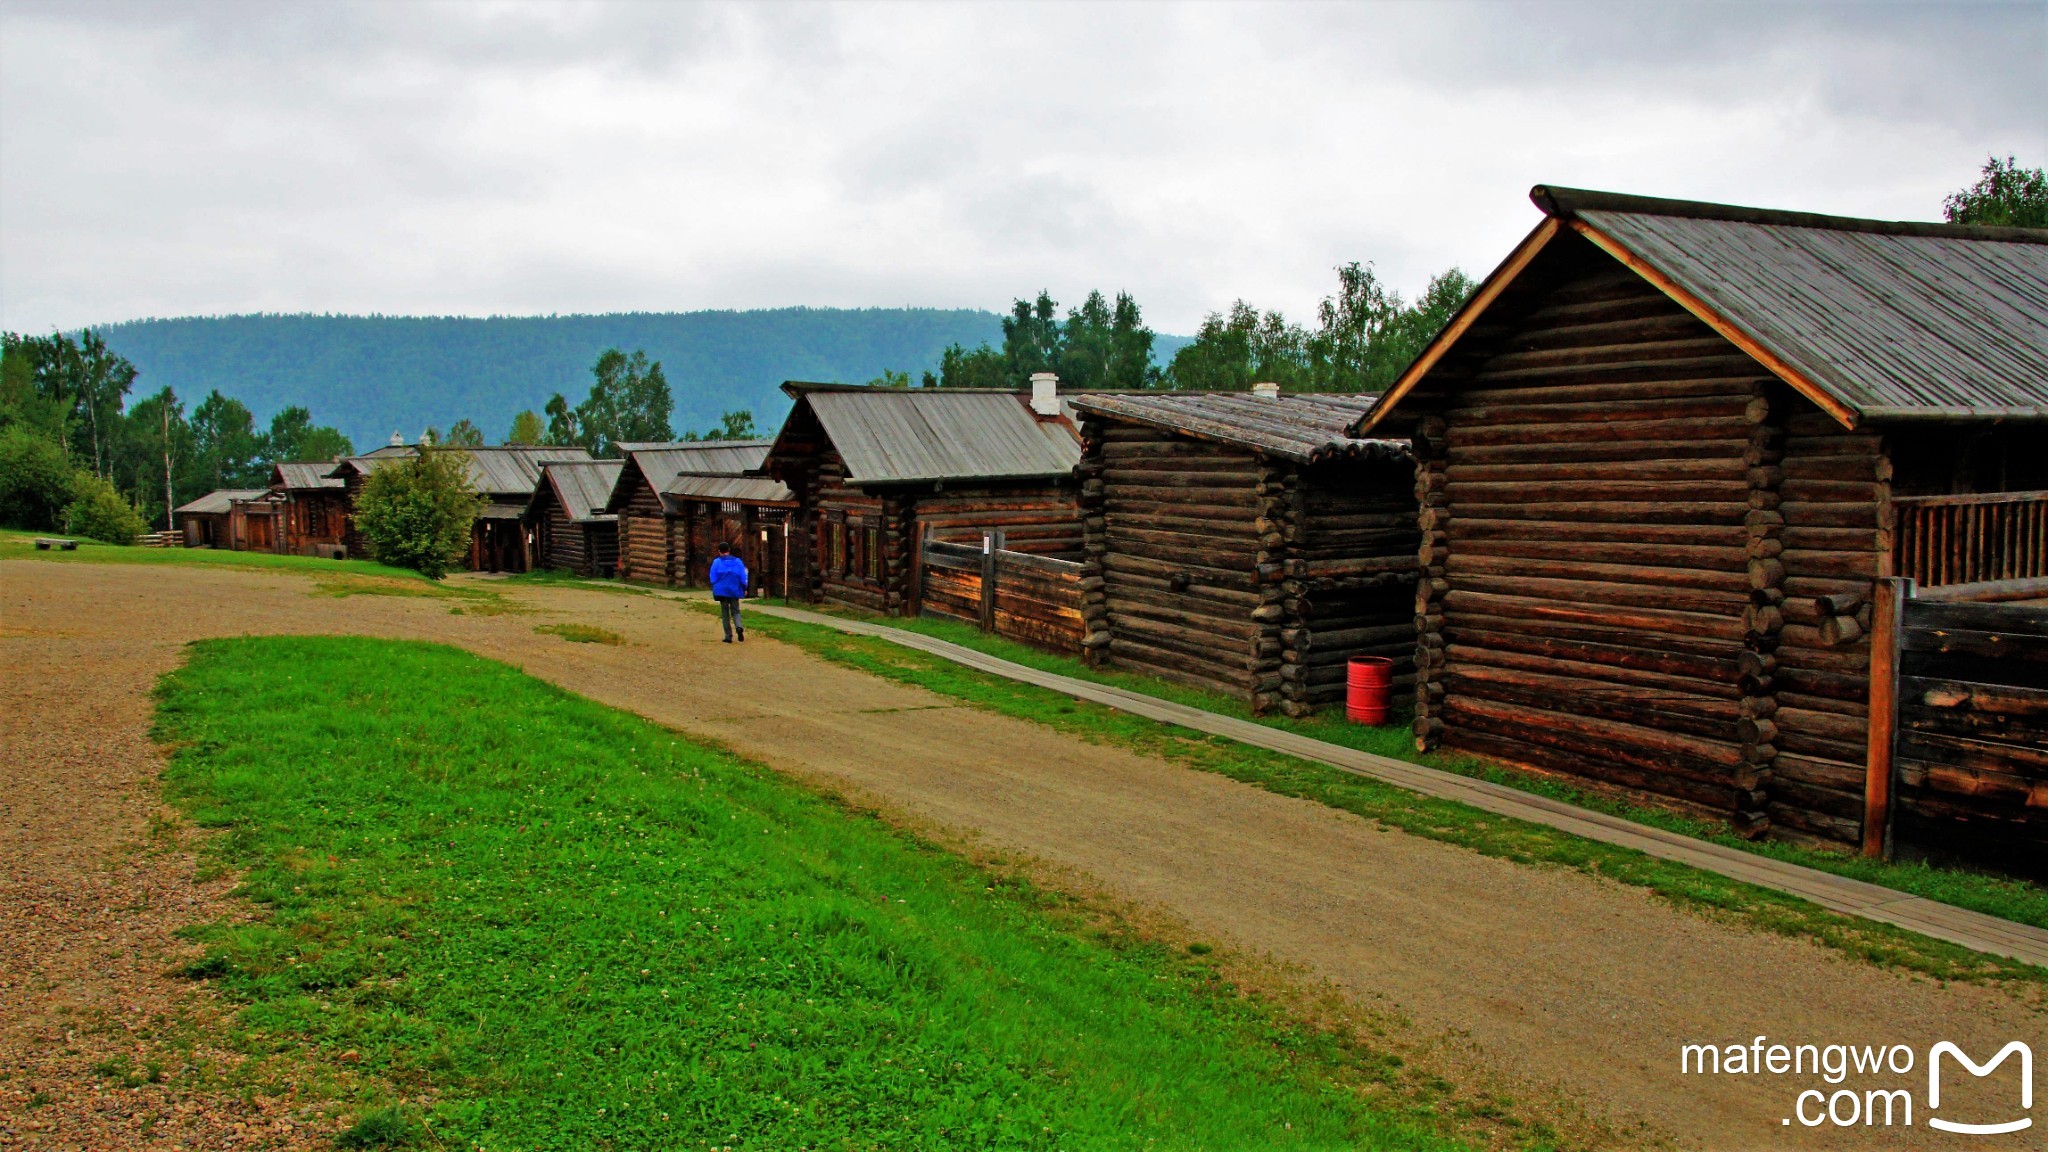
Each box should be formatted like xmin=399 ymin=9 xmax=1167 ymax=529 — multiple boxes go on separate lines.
xmin=243 ymin=511 xmax=274 ymax=553
xmin=472 ymin=514 xmax=531 ymax=573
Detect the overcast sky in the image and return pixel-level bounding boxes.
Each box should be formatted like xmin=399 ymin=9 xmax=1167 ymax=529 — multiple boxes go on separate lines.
xmin=2 ymin=0 xmax=2042 ymax=335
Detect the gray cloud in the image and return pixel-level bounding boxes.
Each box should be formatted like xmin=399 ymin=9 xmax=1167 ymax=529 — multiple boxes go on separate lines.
xmin=2 ymin=0 xmax=2041 ymax=335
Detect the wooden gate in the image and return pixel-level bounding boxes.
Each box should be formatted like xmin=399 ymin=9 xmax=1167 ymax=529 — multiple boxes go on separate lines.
xmin=1864 ymin=576 xmax=2048 ymax=871
xmin=918 ymin=530 xmax=1084 ymax=653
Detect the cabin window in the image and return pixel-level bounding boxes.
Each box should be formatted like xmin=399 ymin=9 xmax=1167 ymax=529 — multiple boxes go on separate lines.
xmin=829 ymin=520 xmax=847 ymax=576
xmin=864 ymin=525 xmax=881 ymax=582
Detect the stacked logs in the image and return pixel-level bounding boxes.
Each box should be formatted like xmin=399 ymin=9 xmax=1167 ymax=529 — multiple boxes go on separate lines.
xmin=1078 ymin=417 xmax=1111 ymax=666
xmin=1252 ymin=454 xmax=1293 ymax=714
xmin=915 ymin=486 xmax=1083 ymax=559
xmin=618 ymin=477 xmax=673 ymax=585
xmin=1078 ymin=414 xmax=1416 ymax=715
xmin=1420 ymin=265 xmax=1769 ymax=828
xmin=532 ymin=488 xmax=592 ymax=576
xmin=880 ymin=493 xmax=914 ymax=615
xmin=1283 ymin=457 xmax=1419 ymax=714
xmin=1736 ymin=390 xmax=1784 ymax=838
xmin=1083 ymin=420 xmax=1268 ymax=700
xmin=806 ymin=451 xmax=888 ymax=612
xmin=1765 ymin=404 xmax=1885 ymax=845
xmin=1413 ymin=412 xmax=1450 ymax=749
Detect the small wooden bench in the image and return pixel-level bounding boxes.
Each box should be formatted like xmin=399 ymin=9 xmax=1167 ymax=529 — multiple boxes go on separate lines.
xmin=33 ymin=537 xmax=79 ymax=551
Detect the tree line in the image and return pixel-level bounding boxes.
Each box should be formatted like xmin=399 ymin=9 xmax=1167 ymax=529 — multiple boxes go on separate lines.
xmin=912 ymin=262 xmax=1475 ymax=395
xmin=0 ymin=330 xmax=354 ymax=542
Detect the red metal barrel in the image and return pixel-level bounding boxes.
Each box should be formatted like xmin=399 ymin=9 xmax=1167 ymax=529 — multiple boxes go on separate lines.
xmin=1346 ymin=656 xmax=1395 ymax=725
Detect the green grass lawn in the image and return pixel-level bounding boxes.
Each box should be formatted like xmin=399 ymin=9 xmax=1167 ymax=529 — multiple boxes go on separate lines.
xmin=719 ymin=604 xmax=2048 ymax=984
xmin=0 ymin=526 xmax=424 ymax=583
xmin=156 ymin=636 xmax=1517 ymax=1152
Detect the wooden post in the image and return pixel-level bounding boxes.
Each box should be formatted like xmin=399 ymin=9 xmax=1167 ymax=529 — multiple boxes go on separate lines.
xmin=908 ymin=520 xmax=927 ymax=616
xmin=979 ymin=528 xmax=1004 ymax=632
xmin=1862 ymin=576 xmax=1912 ymax=858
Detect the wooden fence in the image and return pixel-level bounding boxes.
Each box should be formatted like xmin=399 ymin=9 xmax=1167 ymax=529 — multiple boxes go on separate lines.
xmin=1893 ymin=490 xmax=2048 ymax=587
xmin=1864 ymin=576 xmax=2048 ymax=873
xmin=917 ymin=529 xmax=1085 ymax=654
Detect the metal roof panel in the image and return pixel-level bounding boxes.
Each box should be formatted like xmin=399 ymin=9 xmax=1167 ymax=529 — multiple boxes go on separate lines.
xmin=174 ymin=489 xmax=268 ymax=515
xmin=801 ymin=390 xmax=1080 ymax=484
xmin=1578 ymin=208 xmax=2048 ymax=419
xmin=1071 ymin=392 xmax=1407 ymax=464
xmin=536 ymin=460 xmax=626 ymax=522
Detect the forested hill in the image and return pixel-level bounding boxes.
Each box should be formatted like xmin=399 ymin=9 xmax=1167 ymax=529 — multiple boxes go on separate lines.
xmin=92 ymin=309 xmax=1008 ymax=448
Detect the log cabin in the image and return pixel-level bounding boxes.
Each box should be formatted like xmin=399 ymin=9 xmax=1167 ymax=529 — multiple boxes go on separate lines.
xmin=328 ymin=444 xmax=591 ymax=571
xmin=661 ymin=473 xmax=798 ymax=596
xmin=528 ymin=460 xmax=623 ymax=577
xmin=762 ymin=380 xmax=1084 ymax=615
xmin=269 ymin=462 xmax=350 ymax=557
xmin=1353 ymin=184 xmax=2048 ymax=846
xmin=174 ymin=489 xmax=269 ymax=549
xmin=603 ymin=441 xmax=776 ymax=586
xmin=1070 ymin=390 xmax=1417 ymax=715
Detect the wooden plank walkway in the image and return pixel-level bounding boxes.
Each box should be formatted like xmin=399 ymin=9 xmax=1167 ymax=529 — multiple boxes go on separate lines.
xmin=744 ymin=601 xmax=2048 ymax=969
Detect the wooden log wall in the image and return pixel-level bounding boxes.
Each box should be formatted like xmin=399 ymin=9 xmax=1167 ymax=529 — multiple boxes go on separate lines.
xmin=914 ymin=483 xmax=1082 ymax=559
xmin=340 ymin=472 xmax=372 ymax=559
xmin=1891 ymin=597 xmax=2048 ymax=874
xmin=537 ymin=500 xmax=589 ymax=575
xmin=587 ymin=521 xmax=619 ymax=578
xmin=1415 ymin=265 xmax=1778 ymax=833
xmin=1765 ymin=403 xmax=1886 ymax=845
xmin=807 ymin=448 xmax=901 ymax=613
xmin=1283 ymin=457 xmax=1420 ymax=715
xmin=618 ymin=482 xmax=672 ymax=585
xmin=1079 ymin=419 xmax=1268 ymax=703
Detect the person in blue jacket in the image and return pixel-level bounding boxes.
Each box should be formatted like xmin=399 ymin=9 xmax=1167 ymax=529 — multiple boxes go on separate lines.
xmin=709 ymin=541 xmax=749 ymax=643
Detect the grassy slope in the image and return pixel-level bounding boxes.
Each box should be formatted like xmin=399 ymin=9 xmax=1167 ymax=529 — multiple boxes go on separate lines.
xmin=156 ymin=637 xmax=1507 ymax=1152
xmin=719 ymin=604 xmax=2047 ymax=985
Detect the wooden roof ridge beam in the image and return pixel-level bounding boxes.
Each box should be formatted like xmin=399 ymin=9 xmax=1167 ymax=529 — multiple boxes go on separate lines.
xmin=1355 ymin=216 xmax=1564 ymax=435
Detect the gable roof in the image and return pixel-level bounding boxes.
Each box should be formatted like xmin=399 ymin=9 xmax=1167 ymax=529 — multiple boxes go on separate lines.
xmin=1070 ymin=392 xmax=1407 ymax=465
xmin=617 ymin=440 xmax=774 ymax=493
xmin=1355 ymin=184 xmax=2048 ymax=434
xmin=662 ymin=472 xmax=796 ymax=509
xmin=326 ymin=444 xmax=593 ymax=496
xmin=532 ymin=460 xmax=624 ymax=523
xmin=271 ymin=462 xmax=346 ymax=491
xmin=174 ymin=489 xmax=268 ymax=516
xmin=461 ymin=445 xmax=594 ymax=495
xmin=776 ymin=383 xmax=1081 ymax=486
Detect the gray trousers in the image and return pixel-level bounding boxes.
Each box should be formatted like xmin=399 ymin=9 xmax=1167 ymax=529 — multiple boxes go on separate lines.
xmin=716 ymin=596 xmax=743 ymax=639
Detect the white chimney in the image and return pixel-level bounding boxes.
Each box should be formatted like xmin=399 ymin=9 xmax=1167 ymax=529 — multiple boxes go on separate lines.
xmin=1251 ymin=381 xmax=1281 ymax=399
xmin=389 ymin=431 xmax=404 ymax=446
xmin=1029 ymin=371 xmax=1060 ymax=416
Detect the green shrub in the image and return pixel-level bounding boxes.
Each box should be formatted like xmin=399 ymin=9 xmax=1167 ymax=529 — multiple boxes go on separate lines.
xmin=0 ymin=427 xmax=75 ymax=530
xmin=353 ymin=448 xmax=483 ymax=579
xmin=62 ymin=472 xmax=147 ymax=544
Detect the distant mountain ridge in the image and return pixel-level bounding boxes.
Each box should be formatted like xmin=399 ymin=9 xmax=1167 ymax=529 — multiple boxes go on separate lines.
xmin=92 ymin=308 xmax=1017 ymax=449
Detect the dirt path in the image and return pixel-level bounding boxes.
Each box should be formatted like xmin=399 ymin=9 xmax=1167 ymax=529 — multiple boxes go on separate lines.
xmin=3 ymin=559 xmax=2039 ymax=1150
